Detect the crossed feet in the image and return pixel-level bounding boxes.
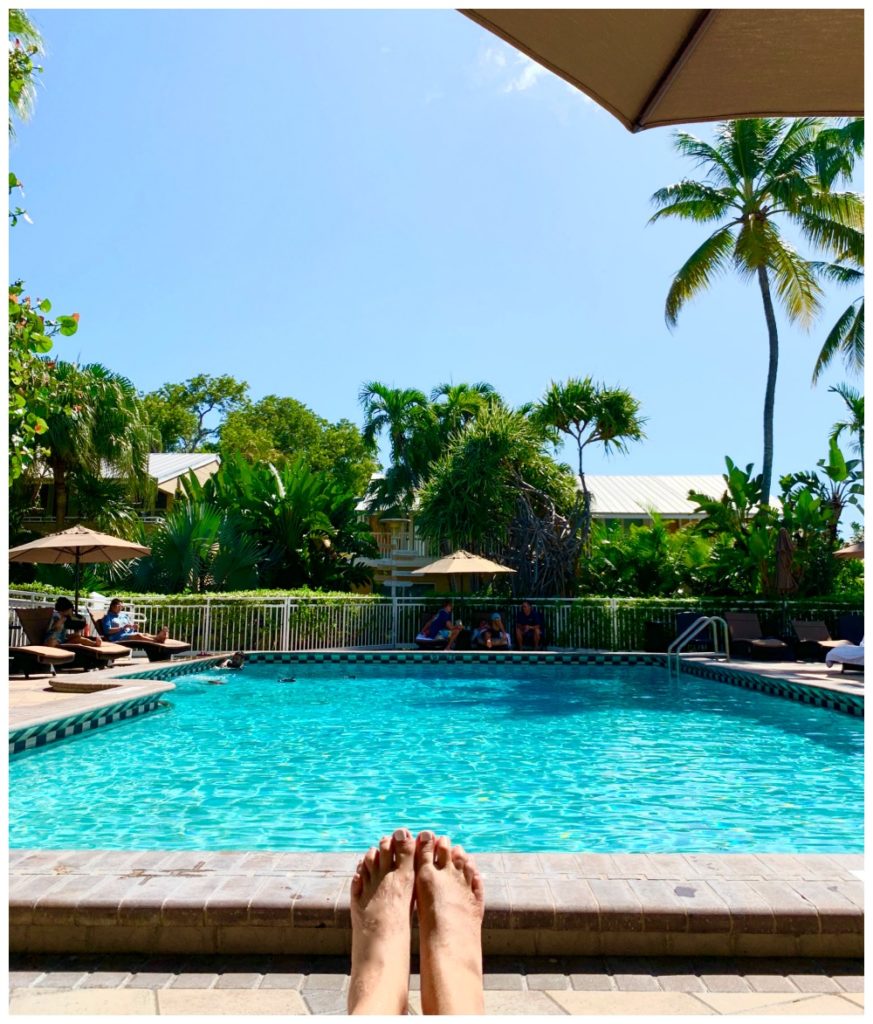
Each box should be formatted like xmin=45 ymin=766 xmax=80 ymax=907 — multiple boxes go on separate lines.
xmin=348 ymin=829 xmax=485 ymax=1015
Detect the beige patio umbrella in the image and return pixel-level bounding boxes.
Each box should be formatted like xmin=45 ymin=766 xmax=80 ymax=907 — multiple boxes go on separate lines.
xmin=461 ymin=9 xmax=863 ymax=132
xmin=835 ymin=541 xmax=865 ymax=560
xmin=412 ymin=549 xmax=516 ymax=594
xmin=9 ymin=525 xmax=150 ymax=611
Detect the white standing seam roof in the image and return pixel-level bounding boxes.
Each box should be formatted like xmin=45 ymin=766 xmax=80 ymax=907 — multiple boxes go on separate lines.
xmin=582 ymin=475 xmax=727 ymax=518
xmin=146 ymin=453 xmax=220 ymax=485
xmin=357 ymin=473 xmax=730 ymax=520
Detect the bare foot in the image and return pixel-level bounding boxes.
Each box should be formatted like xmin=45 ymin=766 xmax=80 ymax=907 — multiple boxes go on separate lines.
xmin=348 ymin=828 xmax=416 ymax=1015
xmin=415 ymin=831 xmax=485 ymax=1015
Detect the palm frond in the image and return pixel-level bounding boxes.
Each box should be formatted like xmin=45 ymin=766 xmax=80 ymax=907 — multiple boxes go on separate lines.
xmin=672 ymin=131 xmax=740 ymax=187
xmin=793 ymin=211 xmax=864 ymax=260
xmin=764 ymin=232 xmax=823 ymax=327
xmin=665 ymin=226 xmax=736 ymax=326
xmin=813 ymin=300 xmax=865 ymax=382
xmin=649 ymin=180 xmax=736 ymax=223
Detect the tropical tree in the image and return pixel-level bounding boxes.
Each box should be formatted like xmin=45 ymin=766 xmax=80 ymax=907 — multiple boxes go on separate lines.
xmin=829 ymin=382 xmax=864 ymax=476
xmin=530 ymin=377 xmax=645 ymax=542
xmin=430 ymin=381 xmax=497 ymax=436
xmin=127 ymin=502 xmax=262 ymax=594
xmin=651 ymin=117 xmax=864 ymax=502
xmin=219 ymin=395 xmax=376 ymax=494
xmin=416 ymin=405 xmax=580 ymax=596
xmin=183 ymin=453 xmax=377 ymax=590
xmin=358 ymin=382 xmax=436 ymax=511
xmin=142 ymin=373 xmax=249 ymax=452
xmin=37 ymin=361 xmax=156 ymax=526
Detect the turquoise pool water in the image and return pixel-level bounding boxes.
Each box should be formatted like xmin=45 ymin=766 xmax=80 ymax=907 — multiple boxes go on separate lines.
xmin=9 ymin=662 xmax=863 ymax=852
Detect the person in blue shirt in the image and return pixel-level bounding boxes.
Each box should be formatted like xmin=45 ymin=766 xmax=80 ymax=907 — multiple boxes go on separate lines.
xmin=514 ymin=601 xmax=545 ymax=650
xmin=419 ymin=598 xmax=463 ymax=649
xmin=102 ymin=598 xmax=169 ymax=643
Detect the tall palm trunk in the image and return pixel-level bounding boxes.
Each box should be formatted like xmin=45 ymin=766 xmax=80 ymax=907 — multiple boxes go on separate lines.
xmin=756 ymin=266 xmax=780 ymax=504
xmin=577 ymin=444 xmax=592 ymax=548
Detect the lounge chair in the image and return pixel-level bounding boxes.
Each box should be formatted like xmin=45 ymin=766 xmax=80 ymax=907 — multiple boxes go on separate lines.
xmin=791 ymin=620 xmax=854 ymax=662
xmin=9 ymin=645 xmax=75 ymax=678
xmin=826 ymin=641 xmax=864 ymax=673
xmin=90 ymin=611 xmax=192 ymax=662
xmin=15 ymin=608 xmax=132 ymax=672
xmin=724 ymin=612 xmax=791 ymax=660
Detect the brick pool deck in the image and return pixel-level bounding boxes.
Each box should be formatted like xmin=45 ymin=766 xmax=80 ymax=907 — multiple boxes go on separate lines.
xmin=9 ymin=952 xmax=865 ymax=1015
xmin=9 ymin=651 xmax=864 ymax=1011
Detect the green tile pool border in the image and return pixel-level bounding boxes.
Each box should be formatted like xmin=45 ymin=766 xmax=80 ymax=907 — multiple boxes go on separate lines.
xmin=9 ymin=696 xmax=171 ymax=758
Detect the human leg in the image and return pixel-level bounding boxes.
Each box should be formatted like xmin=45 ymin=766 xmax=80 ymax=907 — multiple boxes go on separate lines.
xmin=415 ymin=831 xmax=485 ymax=1015
xmin=348 ymin=828 xmax=416 ymax=1015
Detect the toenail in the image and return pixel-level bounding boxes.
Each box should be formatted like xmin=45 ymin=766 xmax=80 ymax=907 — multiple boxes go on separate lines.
xmin=394 ymin=828 xmax=410 ymax=840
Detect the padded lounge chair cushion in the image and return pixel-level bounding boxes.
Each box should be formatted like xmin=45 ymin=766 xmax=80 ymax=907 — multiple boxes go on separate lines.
xmin=9 ymin=645 xmax=75 ymax=665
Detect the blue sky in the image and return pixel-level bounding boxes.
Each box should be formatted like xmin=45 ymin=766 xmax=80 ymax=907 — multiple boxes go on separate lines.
xmin=10 ymin=8 xmax=863 ymax=481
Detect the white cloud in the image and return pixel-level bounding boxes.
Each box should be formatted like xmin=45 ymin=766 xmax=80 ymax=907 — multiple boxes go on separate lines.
xmin=503 ymin=57 xmax=546 ymax=93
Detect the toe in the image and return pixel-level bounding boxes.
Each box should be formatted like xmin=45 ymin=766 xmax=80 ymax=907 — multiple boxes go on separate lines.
xmin=415 ymin=831 xmax=435 ymax=872
xmin=451 ymin=844 xmax=466 ymax=869
xmin=392 ymin=828 xmax=416 ymax=873
xmin=377 ymin=835 xmax=393 ymax=875
xmin=434 ymin=835 xmax=451 ymax=869
xmin=363 ymin=846 xmax=378 ymax=882
xmin=350 ymin=872 xmax=363 ymax=898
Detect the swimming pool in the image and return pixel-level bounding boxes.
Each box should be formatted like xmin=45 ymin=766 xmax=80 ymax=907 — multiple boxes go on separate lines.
xmin=9 ymin=660 xmax=863 ymax=853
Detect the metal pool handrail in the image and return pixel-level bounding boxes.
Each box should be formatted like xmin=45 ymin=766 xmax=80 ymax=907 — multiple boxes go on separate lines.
xmin=667 ymin=616 xmax=730 ymax=676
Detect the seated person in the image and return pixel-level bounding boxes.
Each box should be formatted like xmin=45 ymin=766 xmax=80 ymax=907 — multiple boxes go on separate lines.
xmin=471 ymin=618 xmax=493 ymax=649
xmin=102 ymin=598 xmax=169 ymax=643
xmin=44 ymin=596 xmax=103 ymax=648
xmin=418 ymin=599 xmax=463 ymax=650
xmin=515 ymin=600 xmax=545 ymax=649
xmin=487 ymin=613 xmax=510 ymax=649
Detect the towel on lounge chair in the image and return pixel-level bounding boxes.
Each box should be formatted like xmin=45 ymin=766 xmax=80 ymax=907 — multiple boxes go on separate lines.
xmin=826 ymin=640 xmax=864 ymax=669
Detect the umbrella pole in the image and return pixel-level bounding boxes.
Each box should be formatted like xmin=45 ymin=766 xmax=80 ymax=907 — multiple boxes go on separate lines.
xmin=74 ymin=550 xmax=81 ymax=613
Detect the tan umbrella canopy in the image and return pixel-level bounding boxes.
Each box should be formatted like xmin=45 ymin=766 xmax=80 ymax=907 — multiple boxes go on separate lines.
xmin=461 ymin=9 xmax=863 ymax=132
xmin=412 ymin=549 xmax=516 ymax=596
xmin=9 ymin=525 xmax=150 ymax=610
xmin=412 ymin=549 xmax=516 ymax=576
xmin=835 ymin=541 xmax=865 ymax=560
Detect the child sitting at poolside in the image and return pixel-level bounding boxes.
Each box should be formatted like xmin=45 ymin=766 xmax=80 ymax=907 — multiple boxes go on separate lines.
xmin=44 ymin=597 xmax=104 ymax=648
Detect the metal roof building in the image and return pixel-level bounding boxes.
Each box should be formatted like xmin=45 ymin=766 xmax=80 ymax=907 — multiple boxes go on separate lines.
xmin=582 ymin=475 xmax=727 ymax=521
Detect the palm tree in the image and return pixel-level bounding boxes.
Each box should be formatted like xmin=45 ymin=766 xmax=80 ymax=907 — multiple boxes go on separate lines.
xmin=430 ymin=381 xmax=496 ymax=436
xmin=829 ymin=382 xmax=864 ymax=477
xmin=651 ymin=118 xmax=864 ymax=502
xmin=531 ymin=377 xmax=646 ymax=540
xmin=40 ymin=361 xmax=157 ymax=526
xmin=358 ymin=381 xmax=435 ymax=510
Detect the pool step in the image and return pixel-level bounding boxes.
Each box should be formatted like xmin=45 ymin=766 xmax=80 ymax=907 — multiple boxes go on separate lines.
xmin=9 ymin=851 xmax=863 ymax=959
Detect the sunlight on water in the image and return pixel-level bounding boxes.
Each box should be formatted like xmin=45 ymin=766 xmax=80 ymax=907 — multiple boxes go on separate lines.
xmin=9 ymin=663 xmax=864 ymax=852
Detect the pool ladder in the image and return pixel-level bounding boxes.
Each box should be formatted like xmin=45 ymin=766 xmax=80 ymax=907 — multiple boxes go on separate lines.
xmin=667 ymin=616 xmax=730 ymax=677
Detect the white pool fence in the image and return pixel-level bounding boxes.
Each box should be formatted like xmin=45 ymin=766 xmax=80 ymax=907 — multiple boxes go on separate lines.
xmin=7 ymin=590 xmax=863 ymax=653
